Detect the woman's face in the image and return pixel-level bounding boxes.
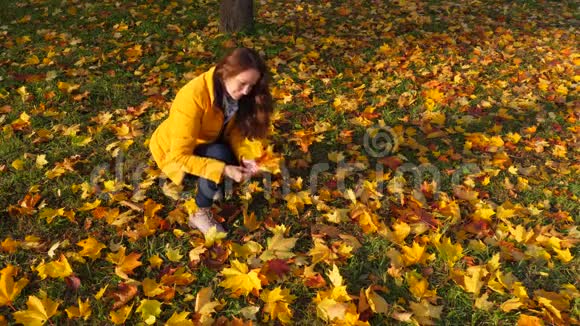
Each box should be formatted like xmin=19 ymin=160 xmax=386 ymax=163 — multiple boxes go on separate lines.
xmin=223 ymin=68 xmax=260 ymax=100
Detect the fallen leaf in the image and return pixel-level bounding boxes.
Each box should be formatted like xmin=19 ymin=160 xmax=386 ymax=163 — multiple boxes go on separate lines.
xmin=136 ymin=299 xmax=162 ymax=325
xmin=106 ymin=247 xmax=142 ymax=279
xmin=260 ymin=287 xmax=296 ymax=324
xmin=219 ymin=260 xmax=262 ymax=297
xmin=77 ymin=237 xmax=106 ymax=260
xmin=65 ymin=297 xmax=92 ymax=320
xmin=35 ymin=254 xmax=73 ymax=279
xmin=165 ymin=311 xmax=194 ymax=326
xmin=110 ymin=304 xmax=133 ymax=325
xmin=13 ymin=295 xmax=60 ymax=326
xmin=0 ymin=265 xmax=29 ymax=307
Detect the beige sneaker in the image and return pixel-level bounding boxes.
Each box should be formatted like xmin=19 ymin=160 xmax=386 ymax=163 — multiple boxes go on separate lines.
xmin=212 ymin=191 xmax=223 ymax=202
xmin=188 ymin=207 xmax=226 ymax=235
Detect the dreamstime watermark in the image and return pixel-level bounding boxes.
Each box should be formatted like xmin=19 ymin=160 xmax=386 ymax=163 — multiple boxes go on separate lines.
xmin=88 ymin=122 xmax=484 ymax=206
xmin=363 ymin=125 xmax=400 ymax=158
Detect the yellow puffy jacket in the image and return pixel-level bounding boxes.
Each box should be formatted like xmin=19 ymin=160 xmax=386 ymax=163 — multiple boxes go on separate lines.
xmin=149 ymin=66 xmax=260 ymax=186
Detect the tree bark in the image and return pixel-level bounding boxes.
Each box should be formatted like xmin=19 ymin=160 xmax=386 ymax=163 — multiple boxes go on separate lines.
xmin=219 ymin=0 xmax=254 ymax=33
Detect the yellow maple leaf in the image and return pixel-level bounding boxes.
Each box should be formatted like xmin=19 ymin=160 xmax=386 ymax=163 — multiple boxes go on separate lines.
xmin=552 ymin=247 xmax=573 ymax=263
xmin=142 ymin=278 xmax=165 ymax=298
xmin=160 ymin=267 xmax=196 ymax=286
xmin=432 ymin=234 xmax=463 ymax=267
xmin=220 ymin=260 xmax=262 ymax=297
xmin=0 ymin=265 xmax=29 ymax=307
xmin=500 ymin=297 xmax=523 ymax=312
xmin=17 ymin=86 xmax=29 ymax=102
xmin=474 ymin=293 xmax=494 ymax=311
xmin=315 ymin=298 xmax=349 ymax=322
xmin=324 ymin=208 xmax=349 ymax=224
xmin=35 ymin=254 xmax=73 ymax=280
xmin=256 ymin=144 xmax=282 ymax=175
xmin=35 ymin=154 xmax=48 ymax=169
xmin=284 ymin=191 xmax=312 ymax=215
xmin=383 ymin=221 xmax=411 ymax=244
xmin=136 ymin=299 xmax=162 ymax=325
xmin=424 ymin=88 xmax=444 ymax=103
xmin=13 ymin=295 xmax=60 ymax=326
xmin=106 ymin=247 xmax=143 ymax=279
xmin=327 ymin=264 xmax=344 ymax=288
xmin=350 ymin=203 xmax=382 ymax=234
xmin=232 ymin=241 xmax=262 ymax=260
xmin=309 ymin=238 xmax=337 ymax=265
xmin=401 ymin=241 xmax=434 ymax=266
xmin=110 ymin=304 xmax=133 ymax=325
xmin=182 ymin=198 xmax=198 ymax=215
xmin=38 ymin=208 xmax=65 ymax=224
xmin=65 ymin=297 xmax=92 ymax=320
xmin=1 ymin=237 xmax=20 ymax=253
xmin=11 ymin=159 xmax=25 ymax=171
xmin=259 ymin=226 xmax=297 ymax=261
xmin=148 ymin=255 xmax=163 ymax=269
xmin=486 ymin=253 xmax=501 ymax=273
xmin=94 ymin=284 xmax=108 ymax=300
xmin=166 ymin=311 xmax=194 ymax=326
xmin=238 ymin=138 xmax=264 ymax=160
xmin=365 ymin=287 xmax=389 ymax=314
xmin=194 ymin=287 xmax=221 ymax=325
xmin=57 ymin=81 xmax=80 ymax=93
xmin=76 ymin=237 xmax=106 ymax=260
xmin=243 ymin=209 xmax=261 ymax=231
xmin=188 ymin=245 xmax=207 ymax=264
xmin=78 ymin=199 xmax=101 ymax=211
xmin=409 ymin=299 xmax=442 ymax=325
xmin=165 ymin=245 xmax=183 ymax=262
xmin=509 ymin=225 xmax=535 ymax=243
xmin=204 ymin=226 xmax=227 ymax=248
xmin=260 ymin=287 xmax=296 ymax=324
xmin=517 ymin=314 xmax=544 ymax=326
xmin=464 ymin=266 xmax=488 ymax=296
xmin=407 ymin=273 xmax=437 ymax=299
xmin=472 ymin=205 xmax=495 ymax=222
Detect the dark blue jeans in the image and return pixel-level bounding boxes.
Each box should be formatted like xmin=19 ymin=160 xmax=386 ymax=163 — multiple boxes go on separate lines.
xmin=187 ymin=142 xmax=237 ymax=208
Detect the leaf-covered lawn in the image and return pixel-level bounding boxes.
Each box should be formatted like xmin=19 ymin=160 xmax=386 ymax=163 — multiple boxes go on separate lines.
xmin=0 ymin=0 xmax=578 ymax=325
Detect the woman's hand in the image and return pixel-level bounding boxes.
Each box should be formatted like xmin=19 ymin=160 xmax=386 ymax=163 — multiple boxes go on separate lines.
xmin=241 ymin=159 xmax=260 ymax=175
xmin=223 ymin=165 xmax=247 ymax=182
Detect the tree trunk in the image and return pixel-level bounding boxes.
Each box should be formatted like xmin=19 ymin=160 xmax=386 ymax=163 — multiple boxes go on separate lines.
xmin=219 ymin=0 xmax=254 ymax=33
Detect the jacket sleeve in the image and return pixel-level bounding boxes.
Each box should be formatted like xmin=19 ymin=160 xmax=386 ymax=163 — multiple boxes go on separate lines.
xmin=166 ymin=89 xmax=225 ymax=184
xmin=227 ymin=124 xmax=264 ymax=162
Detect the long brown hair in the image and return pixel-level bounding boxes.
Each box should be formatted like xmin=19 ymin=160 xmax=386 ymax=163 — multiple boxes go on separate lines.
xmin=212 ymin=47 xmax=273 ymax=139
